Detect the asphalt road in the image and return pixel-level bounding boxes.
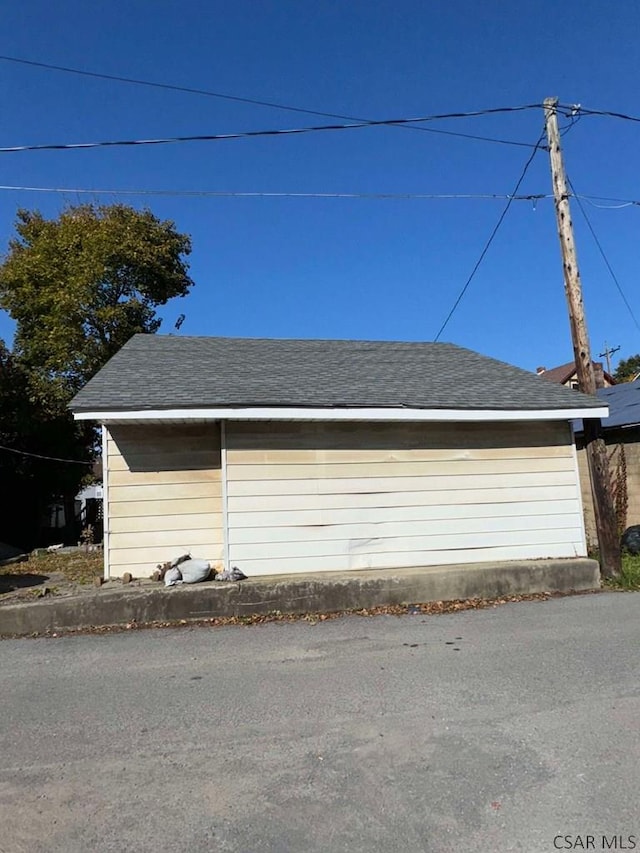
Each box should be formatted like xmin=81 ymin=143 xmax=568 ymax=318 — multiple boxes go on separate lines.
xmin=1 ymin=592 xmax=639 ymax=853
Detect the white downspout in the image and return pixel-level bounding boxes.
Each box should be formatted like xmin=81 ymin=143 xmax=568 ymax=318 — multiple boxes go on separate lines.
xmin=101 ymin=424 xmax=110 ymax=580
xmin=220 ymin=420 xmax=230 ymax=572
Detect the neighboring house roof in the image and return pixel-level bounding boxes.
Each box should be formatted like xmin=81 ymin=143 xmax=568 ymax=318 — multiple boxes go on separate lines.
xmin=537 ymin=360 xmax=615 ymax=386
xmin=70 ymin=334 xmax=605 ymax=416
xmin=574 ymin=379 xmax=640 ymax=433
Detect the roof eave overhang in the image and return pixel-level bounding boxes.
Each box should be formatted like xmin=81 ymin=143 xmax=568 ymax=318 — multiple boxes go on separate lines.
xmin=73 ymin=405 xmax=610 ymax=424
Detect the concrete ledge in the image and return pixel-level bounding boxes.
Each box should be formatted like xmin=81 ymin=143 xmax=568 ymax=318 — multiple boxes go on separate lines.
xmin=0 ymin=558 xmax=600 ymax=637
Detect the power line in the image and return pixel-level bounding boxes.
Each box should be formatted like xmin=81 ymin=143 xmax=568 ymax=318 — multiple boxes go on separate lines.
xmin=0 ymin=53 xmax=364 ymax=119
xmin=0 ymin=443 xmax=94 ymax=465
xmin=579 ymin=196 xmax=638 ymax=210
xmin=0 ymin=106 xmax=545 ymax=156
xmin=561 ymin=104 xmax=640 ymax=124
xmin=0 ymin=184 xmax=554 ymax=201
xmin=0 ymin=116 xmax=427 ymax=153
xmin=433 ymin=131 xmax=546 ymax=342
xmin=567 ymin=176 xmax=640 ymax=334
xmin=559 ymin=113 xmax=583 ymax=137
xmin=0 ymin=183 xmax=635 ymax=208
xmin=0 ymin=55 xmax=539 ymax=149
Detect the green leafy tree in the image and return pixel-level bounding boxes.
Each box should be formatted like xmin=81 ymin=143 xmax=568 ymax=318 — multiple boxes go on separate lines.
xmin=0 ymin=204 xmax=194 ymax=547
xmin=614 ymin=354 xmax=640 ymax=384
xmin=0 ymin=204 xmax=193 ymax=394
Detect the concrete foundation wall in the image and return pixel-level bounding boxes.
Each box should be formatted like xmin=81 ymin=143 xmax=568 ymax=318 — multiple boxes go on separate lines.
xmin=0 ymin=558 xmax=601 ymax=637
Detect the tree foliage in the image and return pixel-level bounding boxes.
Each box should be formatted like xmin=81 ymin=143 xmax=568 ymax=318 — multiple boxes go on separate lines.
xmin=0 ymin=340 xmax=95 ymax=547
xmin=0 ymin=204 xmax=193 ymax=395
xmin=0 ymin=204 xmax=194 ymax=548
xmin=614 ymin=354 xmax=640 ymax=384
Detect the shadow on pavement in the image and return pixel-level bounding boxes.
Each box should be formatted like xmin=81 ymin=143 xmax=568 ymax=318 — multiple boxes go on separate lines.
xmin=0 ymin=574 xmax=49 ymax=594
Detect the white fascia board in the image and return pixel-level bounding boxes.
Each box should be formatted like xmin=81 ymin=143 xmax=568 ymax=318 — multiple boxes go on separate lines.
xmin=74 ymin=405 xmax=610 ymax=423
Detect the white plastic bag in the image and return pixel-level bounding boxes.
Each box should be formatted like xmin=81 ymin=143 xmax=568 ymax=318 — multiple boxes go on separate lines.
xmin=178 ymin=559 xmax=212 ymax=584
xmin=164 ymin=566 xmax=183 ymax=587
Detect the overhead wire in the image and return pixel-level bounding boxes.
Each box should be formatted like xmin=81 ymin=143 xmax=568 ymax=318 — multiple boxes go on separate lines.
xmin=0 ymin=61 xmax=636 ymax=362
xmin=579 ymin=196 xmax=637 ymax=210
xmin=0 ymin=106 xmax=545 ymax=155
xmin=559 ymin=113 xmax=583 ymax=137
xmin=567 ymin=176 xmax=640 ymax=334
xmin=560 ymin=104 xmax=640 ymax=124
xmin=0 ymin=184 xmax=554 ymax=200
xmin=10 ymin=58 xmax=634 ymax=133
xmin=0 ymin=183 xmax=637 ymax=210
xmin=0 ymin=54 xmax=539 ymax=149
xmin=0 ymin=53 xmax=368 ymax=119
xmin=0 ymin=443 xmax=94 ymax=465
xmin=433 ymin=130 xmax=547 ymax=342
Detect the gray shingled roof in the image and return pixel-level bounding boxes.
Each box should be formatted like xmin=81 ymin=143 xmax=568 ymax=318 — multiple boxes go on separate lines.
xmin=69 ymin=334 xmax=605 ymax=414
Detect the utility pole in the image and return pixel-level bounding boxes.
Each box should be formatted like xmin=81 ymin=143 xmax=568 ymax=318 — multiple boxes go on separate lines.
xmin=599 ymin=342 xmax=620 ymax=376
xmin=543 ymin=97 xmax=621 ymax=578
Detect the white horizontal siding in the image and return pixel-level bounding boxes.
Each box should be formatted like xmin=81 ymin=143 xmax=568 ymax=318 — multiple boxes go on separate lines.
xmin=108 ymin=452 xmax=222 ymax=473
xmin=226 ymin=457 xmax=574 ymax=481
xmin=110 ymin=527 xmax=221 ymax=550
xmin=226 ymin=421 xmax=585 ymax=575
xmin=109 ymin=513 xmax=221 ymax=534
xmin=109 ymin=543 xmax=223 ymax=569
xmin=231 ymin=543 xmax=584 ymax=576
xmin=106 ymin=424 xmax=223 ymax=578
xmin=229 ymin=498 xmax=579 ymax=529
xmin=227 ymin=445 xmax=571 ymax=465
xmin=230 ymin=524 xmax=580 ymax=561
xmin=109 ymin=483 xmax=218 ymax=502
xmin=109 ymin=497 xmax=222 ymax=518
xmin=108 ymin=468 xmax=220 ymax=486
xmin=228 ymin=484 xmax=579 ymax=513
xmin=227 ymin=420 xmax=569 ymax=450
xmin=230 ymin=513 xmax=583 ymax=547
xmin=227 ymin=470 xmax=577 ymax=497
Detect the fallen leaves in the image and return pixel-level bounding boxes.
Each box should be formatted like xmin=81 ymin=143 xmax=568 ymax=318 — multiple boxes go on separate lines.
xmin=1 ymin=549 xmax=103 ymax=585
xmin=6 ymin=587 xmax=601 ymax=640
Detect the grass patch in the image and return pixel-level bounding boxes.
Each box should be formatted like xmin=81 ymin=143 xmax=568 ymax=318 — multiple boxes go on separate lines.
xmin=603 ymin=552 xmax=640 ymax=590
xmin=0 ymin=549 xmax=103 ymax=585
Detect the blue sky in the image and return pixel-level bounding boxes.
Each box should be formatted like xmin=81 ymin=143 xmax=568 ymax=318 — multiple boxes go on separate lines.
xmin=0 ymin=0 xmax=639 ymax=373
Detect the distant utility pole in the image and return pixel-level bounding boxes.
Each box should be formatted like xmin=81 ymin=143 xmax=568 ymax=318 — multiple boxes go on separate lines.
xmin=543 ymin=97 xmax=621 ymax=578
xmin=599 ymin=342 xmax=620 ymax=376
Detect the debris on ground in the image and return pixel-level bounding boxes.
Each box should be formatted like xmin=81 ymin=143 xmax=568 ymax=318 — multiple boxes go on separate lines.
xmin=0 ymin=549 xmax=103 ymax=601
xmin=154 ymin=555 xmax=248 ymax=586
xmin=162 ymin=558 xmax=215 ymax=586
xmin=621 ymin=524 xmax=640 ymax=555
xmin=164 ymin=566 xmax=184 ymax=586
xmin=215 ymin=566 xmax=248 ymax=582
xmin=7 ymin=588 xmax=603 ymax=639
xmin=153 ymin=553 xmax=191 ymax=582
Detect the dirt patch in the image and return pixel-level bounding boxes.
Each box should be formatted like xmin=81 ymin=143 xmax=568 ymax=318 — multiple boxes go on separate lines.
xmin=0 ymin=549 xmax=103 ymax=603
